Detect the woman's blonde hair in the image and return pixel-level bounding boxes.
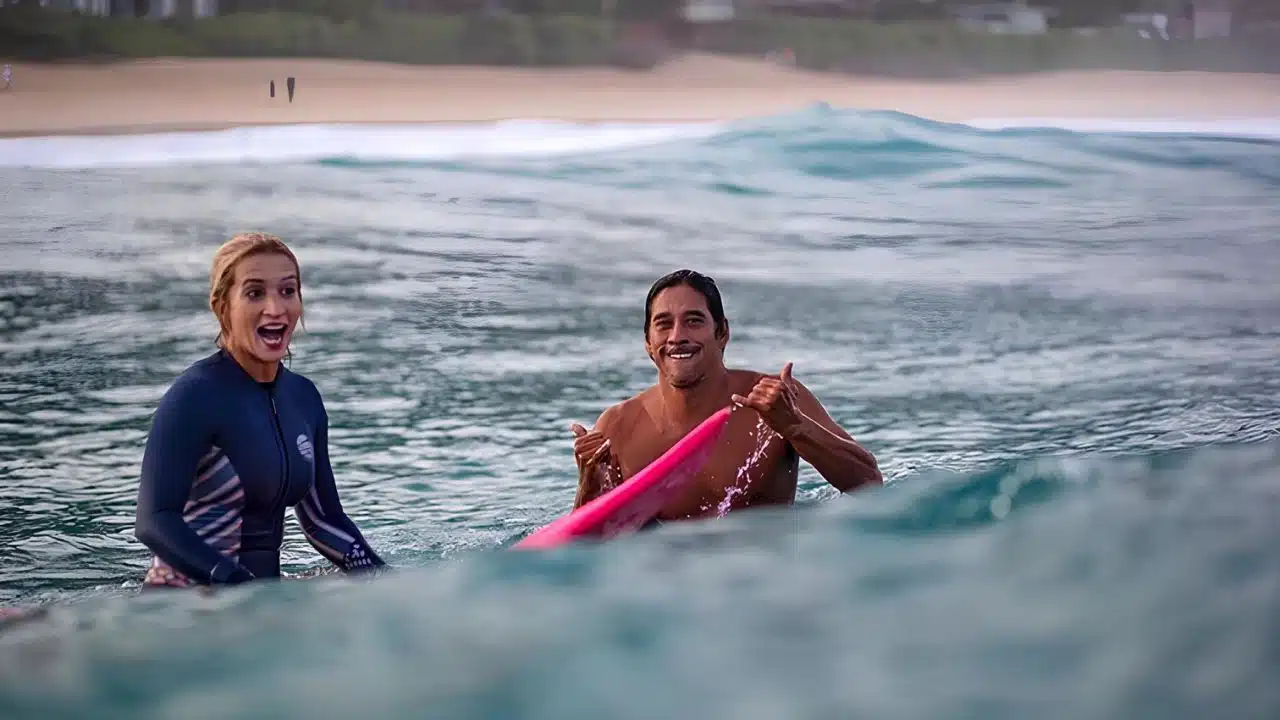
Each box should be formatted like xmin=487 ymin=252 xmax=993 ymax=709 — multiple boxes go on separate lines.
xmin=209 ymin=232 xmax=304 ymax=350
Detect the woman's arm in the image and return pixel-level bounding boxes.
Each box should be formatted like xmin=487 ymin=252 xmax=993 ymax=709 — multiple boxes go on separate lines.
xmin=134 ymin=377 xmax=255 ymax=584
xmin=294 ymin=404 xmax=386 ymax=572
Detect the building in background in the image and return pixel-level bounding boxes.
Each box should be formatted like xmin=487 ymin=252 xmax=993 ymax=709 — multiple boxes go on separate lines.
xmin=54 ymin=0 xmax=112 ymax=15
xmin=123 ymin=0 xmax=220 ymax=18
xmin=951 ymin=2 xmax=1056 ymax=35
xmin=3 ymin=0 xmax=220 ymax=17
xmin=684 ymin=0 xmax=735 ymax=24
xmin=1185 ymin=0 xmax=1232 ymax=38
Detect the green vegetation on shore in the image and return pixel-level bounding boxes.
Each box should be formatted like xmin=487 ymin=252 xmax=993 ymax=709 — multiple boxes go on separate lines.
xmin=2 ymin=4 xmax=1276 ymax=76
xmin=697 ymin=17 xmax=1280 ymax=76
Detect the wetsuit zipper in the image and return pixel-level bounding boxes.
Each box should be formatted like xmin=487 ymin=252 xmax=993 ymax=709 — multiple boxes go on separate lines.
xmin=268 ymin=389 xmax=290 ymax=513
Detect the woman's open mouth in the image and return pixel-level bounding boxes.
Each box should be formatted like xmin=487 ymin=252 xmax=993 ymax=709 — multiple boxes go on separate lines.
xmin=257 ymin=323 xmax=289 ymax=350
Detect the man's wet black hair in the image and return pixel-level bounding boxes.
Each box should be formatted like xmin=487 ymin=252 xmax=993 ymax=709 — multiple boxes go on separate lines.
xmin=644 ymin=269 xmax=728 ymax=336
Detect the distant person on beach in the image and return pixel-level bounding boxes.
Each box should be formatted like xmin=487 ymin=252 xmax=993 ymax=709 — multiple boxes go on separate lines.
xmin=570 ymin=270 xmax=882 ymax=520
xmin=134 ymin=232 xmax=386 ymax=588
xmin=2 ymin=64 xmax=11 ymax=91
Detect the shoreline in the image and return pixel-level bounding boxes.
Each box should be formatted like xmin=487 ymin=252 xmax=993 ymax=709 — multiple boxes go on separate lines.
xmin=4 ymin=114 xmax=1279 ymax=143
xmin=1 ymin=55 xmax=1279 ymax=139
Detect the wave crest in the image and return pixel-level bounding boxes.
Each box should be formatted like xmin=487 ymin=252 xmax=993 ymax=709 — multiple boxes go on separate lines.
xmin=2 ymin=108 xmax=1279 ymax=171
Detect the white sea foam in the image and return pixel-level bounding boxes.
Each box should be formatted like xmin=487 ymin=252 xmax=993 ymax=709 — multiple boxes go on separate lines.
xmin=967 ymin=117 xmax=1280 ymax=141
xmin=0 ymin=114 xmax=1276 ymax=170
xmin=0 ymin=120 xmax=725 ymax=170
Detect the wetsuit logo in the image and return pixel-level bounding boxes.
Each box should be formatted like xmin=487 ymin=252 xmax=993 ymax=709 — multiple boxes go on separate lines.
xmin=296 ymin=434 xmax=314 ymax=464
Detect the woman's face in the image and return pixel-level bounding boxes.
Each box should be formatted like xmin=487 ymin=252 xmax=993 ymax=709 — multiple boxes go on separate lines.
xmin=224 ymin=252 xmax=302 ymax=374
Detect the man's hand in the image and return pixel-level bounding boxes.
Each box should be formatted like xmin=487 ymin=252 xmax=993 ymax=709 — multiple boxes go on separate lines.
xmin=735 ymin=362 xmax=883 ymax=493
xmin=571 ymin=422 xmax=622 ymax=507
xmin=731 ymin=362 xmax=804 ymax=437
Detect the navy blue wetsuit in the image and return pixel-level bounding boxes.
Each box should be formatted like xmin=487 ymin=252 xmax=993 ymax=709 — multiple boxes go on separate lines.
xmin=134 ymin=350 xmax=384 ymax=587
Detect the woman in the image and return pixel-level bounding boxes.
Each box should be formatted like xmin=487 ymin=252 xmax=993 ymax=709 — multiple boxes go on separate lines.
xmin=134 ymin=232 xmax=385 ymax=587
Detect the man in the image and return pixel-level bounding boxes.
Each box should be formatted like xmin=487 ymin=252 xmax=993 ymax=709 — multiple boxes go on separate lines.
xmin=571 ymin=269 xmax=882 ymax=521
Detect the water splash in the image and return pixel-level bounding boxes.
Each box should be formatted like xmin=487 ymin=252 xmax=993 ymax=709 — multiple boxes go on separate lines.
xmin=716 ymin=414 xmax=778 ymax=517
xmin=595 ymin=453 xmax=623 ymax=495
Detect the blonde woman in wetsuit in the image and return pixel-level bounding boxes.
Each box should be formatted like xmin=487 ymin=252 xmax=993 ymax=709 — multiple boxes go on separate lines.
xmin=134 ymin=232 xmax=385 ymax=587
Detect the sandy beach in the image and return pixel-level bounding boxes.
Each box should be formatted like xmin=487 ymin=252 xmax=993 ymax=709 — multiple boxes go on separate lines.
xmin=1 ymin=54 xmax=1279 ymax=137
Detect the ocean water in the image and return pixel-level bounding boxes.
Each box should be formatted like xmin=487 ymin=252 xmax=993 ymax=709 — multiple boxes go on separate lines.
xmin=1 ymin=107 xmax=1278 ymax=719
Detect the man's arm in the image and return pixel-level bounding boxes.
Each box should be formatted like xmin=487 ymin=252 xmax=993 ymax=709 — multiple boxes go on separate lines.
xmin=781 ymin=381 xmax=882 ymax=493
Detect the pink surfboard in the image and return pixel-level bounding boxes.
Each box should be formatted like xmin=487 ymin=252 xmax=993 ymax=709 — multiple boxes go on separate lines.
xmin=0 ymin=606 xmax=44 ymax=625
xmin=514 ymin=407 xmax=732 ymax=550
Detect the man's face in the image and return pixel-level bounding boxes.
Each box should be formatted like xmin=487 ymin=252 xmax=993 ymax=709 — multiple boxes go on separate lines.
xmin=645 ymin=284 xmax=727 ymax=389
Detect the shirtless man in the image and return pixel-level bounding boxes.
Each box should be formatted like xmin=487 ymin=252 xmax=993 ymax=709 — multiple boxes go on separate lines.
xmin=571 ymin=269 xmax=882 ymax=522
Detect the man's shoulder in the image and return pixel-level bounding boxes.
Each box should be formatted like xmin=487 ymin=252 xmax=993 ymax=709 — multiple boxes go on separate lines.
xmin=728 ymin=367 xmax=820 ymax=400
xmin=727 ymin=368 xmax=771 ymax=388
xmin=598 ymin=392 xmax=648 ymax=421
xmin=596 ymin=387 xmax=657 ymax=431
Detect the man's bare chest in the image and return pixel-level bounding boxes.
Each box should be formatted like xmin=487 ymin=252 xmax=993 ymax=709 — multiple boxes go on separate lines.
xmin=616 ymin=411 xmax=796 ymax=517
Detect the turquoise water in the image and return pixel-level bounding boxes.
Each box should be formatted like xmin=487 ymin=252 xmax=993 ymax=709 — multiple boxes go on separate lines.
xmin=1 ymin=108 xmax=1278 ymax=718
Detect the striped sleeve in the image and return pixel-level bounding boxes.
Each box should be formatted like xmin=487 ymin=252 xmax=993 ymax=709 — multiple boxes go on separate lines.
xmin=135 ymin=375 xmax=254 ymax=584
xmin=294 ymin=402 xmax=385 ymax=572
